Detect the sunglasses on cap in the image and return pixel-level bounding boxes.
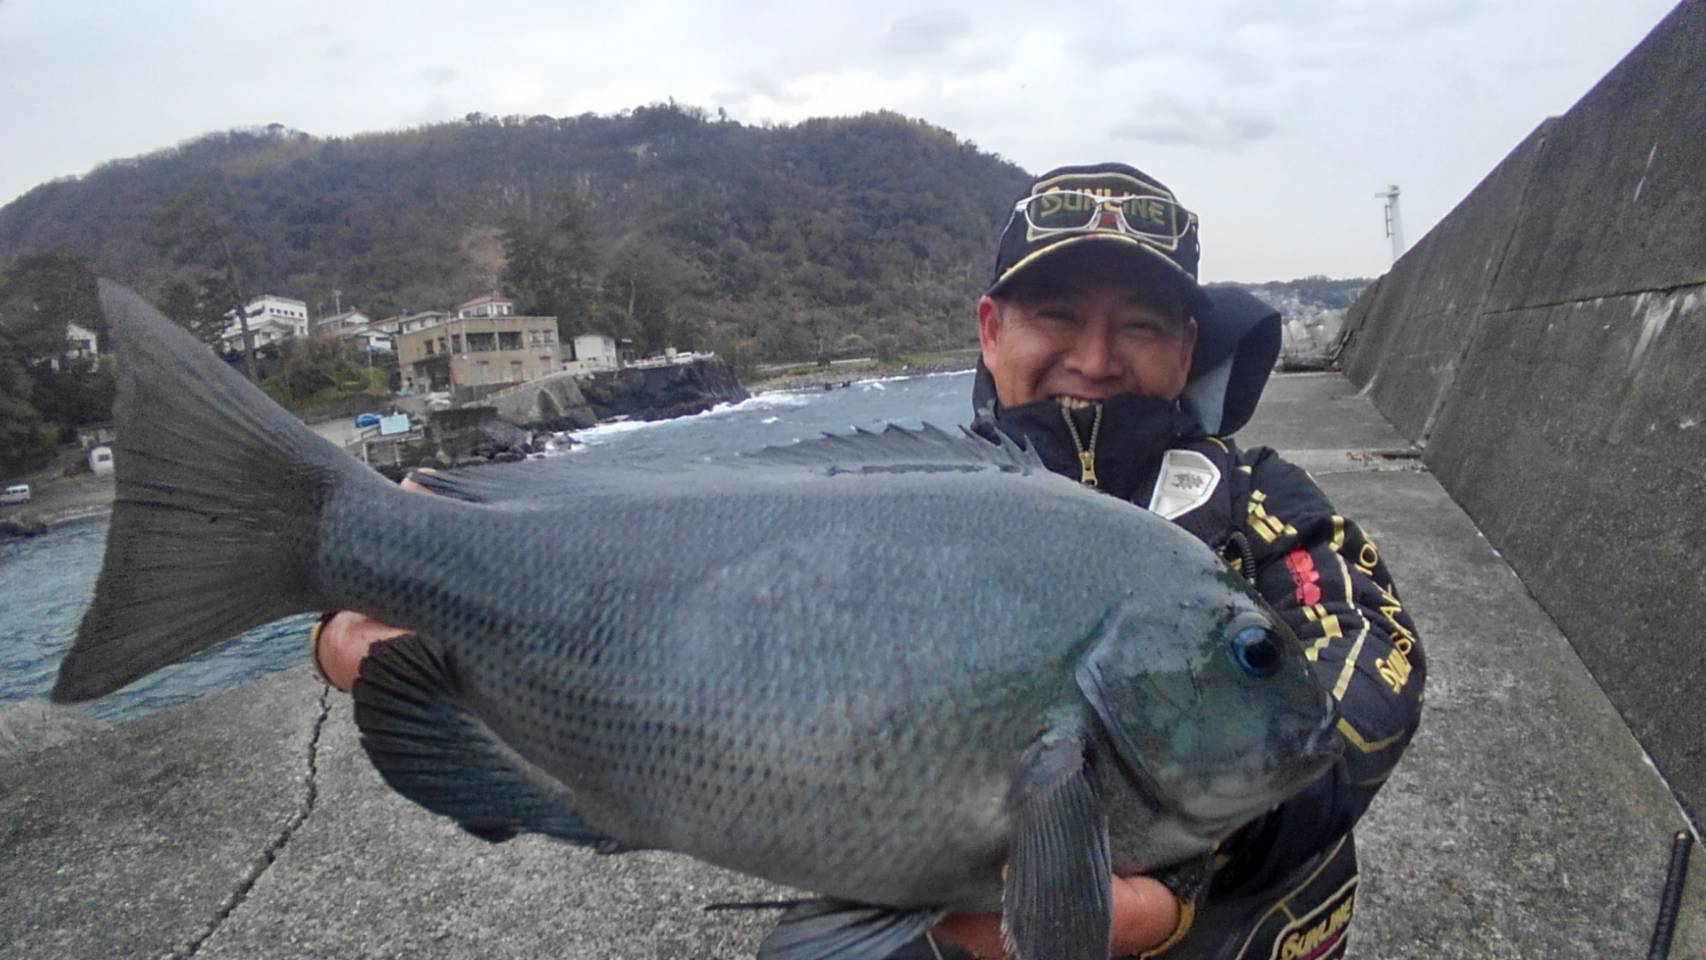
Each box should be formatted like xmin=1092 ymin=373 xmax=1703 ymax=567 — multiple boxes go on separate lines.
xmin=1010 ymin=189 xmax=1196 ymax=250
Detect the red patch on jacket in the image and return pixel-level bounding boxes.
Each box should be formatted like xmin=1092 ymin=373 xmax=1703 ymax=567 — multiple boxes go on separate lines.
xmin=1284 ymin=549 xmax=1322 ymax=606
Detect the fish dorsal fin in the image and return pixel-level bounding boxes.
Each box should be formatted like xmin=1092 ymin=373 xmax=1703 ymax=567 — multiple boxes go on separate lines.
xmin=411 ymin=423 xmax=1042 ymax=506
xmin=406 ymin=458 xmax=657 ymax=505
xmin=740 ymin=423 xmax=1043 ymax=474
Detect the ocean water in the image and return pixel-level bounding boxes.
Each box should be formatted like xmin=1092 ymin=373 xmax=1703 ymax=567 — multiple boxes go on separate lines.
xmin=0 ymin=372 xmax=976 ymax=723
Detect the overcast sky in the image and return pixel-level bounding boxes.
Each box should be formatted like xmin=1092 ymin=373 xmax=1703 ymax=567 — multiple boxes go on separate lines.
xmin=0 ymin=0 xmax=1681 ymax=281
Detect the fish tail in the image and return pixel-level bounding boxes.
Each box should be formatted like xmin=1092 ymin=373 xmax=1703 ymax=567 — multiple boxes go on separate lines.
xmin=50 ymin=280 xmax=385 ymax=703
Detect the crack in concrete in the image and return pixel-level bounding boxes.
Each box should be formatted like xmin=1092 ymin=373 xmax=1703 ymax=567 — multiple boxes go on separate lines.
xmin=1479 ymin=279 xmax=1706 ymax=316
xmin=173 ymin=684 xmax=331 ymax=960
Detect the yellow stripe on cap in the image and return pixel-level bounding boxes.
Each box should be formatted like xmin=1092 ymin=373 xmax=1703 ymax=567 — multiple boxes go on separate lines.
xmin=991 ymin=233 xmax=1202 ymax=303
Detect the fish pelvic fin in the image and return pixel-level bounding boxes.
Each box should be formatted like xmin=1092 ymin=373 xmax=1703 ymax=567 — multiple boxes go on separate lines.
xmin=51 ymin=281 xmax=381 ymax=703
xmin=757 ymin=899 xmax=944 ymax=960
xmin=353 ymin=634 xmax=634 ymax=852
xmin=1002 ymin=730 xmax=1112 ymax=960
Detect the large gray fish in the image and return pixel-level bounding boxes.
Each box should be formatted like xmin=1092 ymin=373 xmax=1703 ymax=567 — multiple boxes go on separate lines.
xmin=55 ymin=281 xmax=1338 ymax=960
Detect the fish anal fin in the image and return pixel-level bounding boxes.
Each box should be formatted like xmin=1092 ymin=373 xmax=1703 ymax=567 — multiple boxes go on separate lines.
xmin=1002 ymin=731 xmax=1112 ymax=960
xmin=757 ymin=899 xmax=943 ymax=960
xmin=352 ymin=634 xmax=635 ymax=853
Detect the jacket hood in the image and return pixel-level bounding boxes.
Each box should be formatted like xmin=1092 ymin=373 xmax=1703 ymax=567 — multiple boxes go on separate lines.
xmin=972 ymin=285 xmax=1282 ymax=437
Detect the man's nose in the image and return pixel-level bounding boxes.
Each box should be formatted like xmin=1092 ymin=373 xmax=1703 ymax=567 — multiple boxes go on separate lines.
xmin=1063 ymin=326 xmax=1122 ymax=381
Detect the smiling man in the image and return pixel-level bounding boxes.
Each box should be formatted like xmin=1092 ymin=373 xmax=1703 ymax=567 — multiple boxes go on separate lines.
xmin=919 ymin=163 xmax=1425 ymax=959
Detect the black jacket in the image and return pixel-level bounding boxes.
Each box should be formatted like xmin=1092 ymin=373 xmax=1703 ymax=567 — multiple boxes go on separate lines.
xmin=968 ymin=287 xmax=1425 ymax=959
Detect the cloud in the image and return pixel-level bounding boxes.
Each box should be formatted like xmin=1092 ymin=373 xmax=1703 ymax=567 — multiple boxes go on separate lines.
xmin=883 ymin=11 xmax=972 ymax=59
xmin=418 ymin=65 xmax=458 ymax=87
xmin=1390 ymin=0 xmax=1483 ymax=33
xmin=712 ymin=73 xmax=812 ymax=110
xmin=1214 ymin=0 xmax=1483 ymax=36
xmin=1110 ymin=100 xmax=1281 ymax=152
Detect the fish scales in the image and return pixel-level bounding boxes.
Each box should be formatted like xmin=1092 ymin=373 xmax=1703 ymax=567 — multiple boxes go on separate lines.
xmin=55 ymin=281 xmax=1339 ymax=960
xmin=317 ymin=468 xmax=1160 ymax=906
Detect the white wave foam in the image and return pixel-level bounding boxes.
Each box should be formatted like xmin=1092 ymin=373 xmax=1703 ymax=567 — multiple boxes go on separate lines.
xmin=571 ymin=392 xmax=815 ymax=446
xmin=854 ymin=368 xmax=975 ymax=388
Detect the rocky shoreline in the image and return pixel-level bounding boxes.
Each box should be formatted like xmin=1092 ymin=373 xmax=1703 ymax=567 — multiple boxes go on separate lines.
xmin=749 ymin=353 xmax=978 ymax=393
xmin=0 ymin=356 xmax=977 ymax=539
xmin=0 ymin=474 xmax=117 ymax=538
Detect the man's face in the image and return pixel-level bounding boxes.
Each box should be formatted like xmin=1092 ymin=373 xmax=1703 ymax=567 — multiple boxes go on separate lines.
xmin=978 ymin=261 xmax=1197 ymax=409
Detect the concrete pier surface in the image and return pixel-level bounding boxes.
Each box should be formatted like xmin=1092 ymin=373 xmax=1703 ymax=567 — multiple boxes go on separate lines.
xmin=2 ymin=373 xmax=1700 ymax=959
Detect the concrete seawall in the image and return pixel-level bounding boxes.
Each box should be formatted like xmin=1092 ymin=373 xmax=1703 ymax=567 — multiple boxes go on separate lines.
xmin=1338 ymin=0 xmax=1706 ymax=829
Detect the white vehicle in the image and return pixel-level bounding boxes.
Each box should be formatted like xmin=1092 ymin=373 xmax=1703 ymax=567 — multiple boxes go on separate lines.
xmin=1 ymin=483 xmax=31 ymax=505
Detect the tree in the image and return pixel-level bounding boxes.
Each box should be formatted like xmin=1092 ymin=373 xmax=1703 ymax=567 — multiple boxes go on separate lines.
xmin=0 ymin=249 xmax=100 ymax=362
xmin=31 ymin=354 xmax=115 ymax=434
xmin=602 ymin=241 xmax=687 ymax=354
xmin=151 ymin=178 xmax=263 ymax=378
xmin=157 ymin=274 xmax=237 ymax=346
xmin=0 ymin=251 xmax=111 ymax=455
xmin=500 ymin=192 xmax=604 ymax=337
xmin=0 ymin=357 xmax=55 ymax=475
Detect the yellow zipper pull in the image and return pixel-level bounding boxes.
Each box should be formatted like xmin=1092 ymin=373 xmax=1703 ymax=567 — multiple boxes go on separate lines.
xmin=1078 ymin=450 xmax=1099 ymax=488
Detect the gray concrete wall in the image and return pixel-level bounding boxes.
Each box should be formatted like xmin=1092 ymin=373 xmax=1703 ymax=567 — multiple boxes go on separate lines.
xmin=1337 ymin=0 xmax=1706 ymax=828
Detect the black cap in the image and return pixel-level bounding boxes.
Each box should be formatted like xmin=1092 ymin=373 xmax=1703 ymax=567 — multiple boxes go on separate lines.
xmin=988 ymin=162 xmax=1212 ymax=321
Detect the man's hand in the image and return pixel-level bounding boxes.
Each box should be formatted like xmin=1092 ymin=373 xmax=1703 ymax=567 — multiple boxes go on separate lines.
xmin=932 ymin=874 xmax=1180 ymax=958
xmin=310 ymin=476 xmax=427 ymax=691
xmin=314 ymin=610 xmax=409 ymax=691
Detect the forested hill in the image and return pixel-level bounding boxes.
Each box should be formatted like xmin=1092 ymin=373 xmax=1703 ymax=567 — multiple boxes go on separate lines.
xmin=0 ymin=105 xmax=1031 ymax=361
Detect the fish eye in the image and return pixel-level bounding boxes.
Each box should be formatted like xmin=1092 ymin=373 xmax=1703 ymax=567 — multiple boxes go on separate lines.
xmin=1231 ymin=626 xmax=1282 ymax=677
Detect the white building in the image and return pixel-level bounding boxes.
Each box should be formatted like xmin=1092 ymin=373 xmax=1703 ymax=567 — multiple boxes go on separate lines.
xmin=222 ymin=295 xmax=309 ymax=349
xmin=45 ymin=322 xmax=101 ymax=371
xmin=312 ymin=309 xmax=372 ymax=342
xmin=65 ymin=323 xmax=98 ymax=360
xmin=561 ymin=333 xmax=621 ymax=376
xmin=397 ymin=310 xmax=451 ymax=335
xmin=456 ymin=293 xmax=516 ymax=319
xmin=87 ymin=445 xmax=115 ymax=476
xmin=345 ymin=327 xmax=394 ymax=352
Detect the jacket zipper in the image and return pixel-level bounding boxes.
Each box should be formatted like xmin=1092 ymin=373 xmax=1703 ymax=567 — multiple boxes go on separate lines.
xmin=1060 ymin=403 xmax=1104 ymax=488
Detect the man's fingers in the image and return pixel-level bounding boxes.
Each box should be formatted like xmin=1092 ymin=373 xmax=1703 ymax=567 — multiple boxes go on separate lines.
xmin=310 ymin=473 xmax=433 ymax=691
xmin=931 ymin=913 xmax=1007 ymax=960
xmin=314 ymin=611 xmax=409 ymax=692
xmin=931 ymin=872 xmax=1181 ymax=959
xmin=1108 ymin=874 xmax=1181 ymax=956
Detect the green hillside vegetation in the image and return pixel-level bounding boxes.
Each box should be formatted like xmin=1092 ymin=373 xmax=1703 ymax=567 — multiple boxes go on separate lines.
xmin=0 ymin=251 xmax=112 ymax=474
xmin=0 ymin=104 xmax=1377 ymax=477
xmin=0 ymin=104 xmax=1032 ymax=370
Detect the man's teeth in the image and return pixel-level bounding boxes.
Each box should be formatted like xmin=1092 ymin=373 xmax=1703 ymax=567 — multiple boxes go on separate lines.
xmin=1055 ymin=396 xmax=1099 ymax=410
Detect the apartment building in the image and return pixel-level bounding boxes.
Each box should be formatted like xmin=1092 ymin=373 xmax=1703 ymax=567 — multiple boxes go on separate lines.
xmin=221 ymin=295 xmax=309 ymax=349
xmin=397 ymin=312 xmax=561 ymax=392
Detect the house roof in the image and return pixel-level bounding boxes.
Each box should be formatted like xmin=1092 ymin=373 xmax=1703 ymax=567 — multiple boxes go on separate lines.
xmin=455 ymin=293 xmax=516 ymax=311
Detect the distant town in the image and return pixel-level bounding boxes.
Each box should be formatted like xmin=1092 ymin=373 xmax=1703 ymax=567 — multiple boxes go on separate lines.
xmin=220 ymin=290 xmax=710 ymax=397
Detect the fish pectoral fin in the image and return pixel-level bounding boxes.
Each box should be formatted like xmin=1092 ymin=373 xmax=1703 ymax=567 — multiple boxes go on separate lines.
xmin=1002 ymin=732 xmax=1113 ymax=960
xmin=353 ymin=634 xmax=635 ymax=853
xmin=756 ymin=898 xmax=943 ymax=960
